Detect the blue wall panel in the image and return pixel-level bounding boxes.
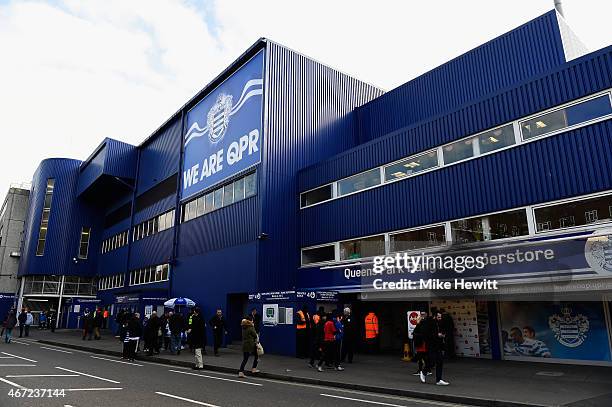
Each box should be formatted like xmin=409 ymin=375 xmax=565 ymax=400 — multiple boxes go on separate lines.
xmin=133 ymin=194 xmax=176 ymax=225
xmin=178 ymin=196 xmax=258 ymax=257
xmin=128 ymin=228 xmax=174 ymax=270
xmin=137 ymin=118 xmax=181 ymax=195
xmin=300 ymin=120 xmax=612 ymax=246
xmin=300 ymin=46 xmax=612 ymax=191
xmin=355 ymin=11 xmax=566 ymax=143
xmin=104 ymin=139 xmax=137 ymax=180
xmin=259 ymin=42 xmax=383 ymax=291
xmin=77 ymin=144 xmax=106 ymax=196
xmin=97 ymin=246 xmax=128 ymax=276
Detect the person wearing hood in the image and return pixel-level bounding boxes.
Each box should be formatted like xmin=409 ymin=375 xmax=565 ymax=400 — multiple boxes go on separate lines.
xmin=4 ymin=308 xmax=17 ymax=343
xmin=238 ymin=315 xmax=260 ymax=378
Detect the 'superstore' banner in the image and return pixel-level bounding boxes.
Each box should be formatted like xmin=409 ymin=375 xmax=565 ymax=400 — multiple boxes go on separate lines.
xmin=181 ymin=50 xmax=264 ymax=199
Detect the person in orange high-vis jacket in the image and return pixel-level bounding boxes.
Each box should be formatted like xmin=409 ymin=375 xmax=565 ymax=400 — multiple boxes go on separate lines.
xmin=364 ymin=312 xmax=379 ymax=353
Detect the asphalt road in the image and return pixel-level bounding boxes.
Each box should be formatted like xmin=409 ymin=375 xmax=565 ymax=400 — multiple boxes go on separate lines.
xmin=0 ymin=338 xmax=472 ymax=407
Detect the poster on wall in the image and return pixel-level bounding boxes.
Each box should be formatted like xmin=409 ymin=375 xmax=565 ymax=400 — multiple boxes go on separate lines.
xmin=431 ymin=299 xmax=481 ymax=357
xmin=407 ymin=311 xmax=420 ymax=339
xmin=263 ymin=304 xmax=278 ymax=326
xmin=499 ymin=302 xmax=611 ymax=361
xmin=181 ymin=50 xmax=265 ymax=200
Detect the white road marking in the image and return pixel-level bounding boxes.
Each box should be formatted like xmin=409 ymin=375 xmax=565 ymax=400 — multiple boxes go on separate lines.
xmin=6 ymin=374 xmax=80 ymax=378
xmin=55 ymin=367 xmax=120 ymax=384
xmin=0 ymin=356 xmax=14 ymax=358
xmin=168 ymin=369 xmax=263 ymax=386
xmin=90 ymin=355 xmax=143 ymax=366
xmin=64 ymin=387 xmax=123 ymax=392
xmin=0 ymin=364 xmax=37 ymax=367
xmin=321 ymin=393 xmax=410 ymax=406
xmin=41 ymin=346 xmax=73 ymax=354
xmin=9 ymin=340 xmax=31 ymax=346
xmin=1 ymin=352 xmax=37 ymax=363
xmin=0 ymin=377 xmax=25 ymax=389
xmin=156 ymin=392 xmax=221 ymax=406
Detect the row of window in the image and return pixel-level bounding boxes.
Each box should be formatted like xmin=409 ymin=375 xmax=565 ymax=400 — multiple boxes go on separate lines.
xmin=301 ymin=191 xmax=612 ymax=265
xmin=101 ymin=230 xmax=129 ymax=254
xmin=35 ymin=178 xmax=55 ymax=256
xmin=182 ymin=172 xmax=257 ymax=223
xmin=129 ymin=263 xmax=170 ymax=286
xmin=132 ymin=209 xmax=175 ymax=242
xmin=22 ymin=275 xmax=96 ymax=296
xmin=301 ymin=91 xmax=612 ymax=208
xmin=98 ymin=273 xmax=125 ymax=291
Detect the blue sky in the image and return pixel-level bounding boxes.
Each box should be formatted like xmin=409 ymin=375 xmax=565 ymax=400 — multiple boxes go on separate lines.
xmin=0 ymin=0 xmax=611 ymax=196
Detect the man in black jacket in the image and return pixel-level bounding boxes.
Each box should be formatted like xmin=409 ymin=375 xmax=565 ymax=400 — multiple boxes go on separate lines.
xmin=340 ymin=307 xmax=356 ymax=364
xmin=209 ymin=309 xmax=227 ymax=356
xmin=17 ymin=308 xmax=27 ymax=338
xmin=93 ymin=308 xmax=104 ymax=340
xmin=188 ymin=308 xmax=206 ymax=369
xmin=168 ymin=311 xmax=185 ymax=355
xmin=422 ymin=311 xmax=449 ymax=386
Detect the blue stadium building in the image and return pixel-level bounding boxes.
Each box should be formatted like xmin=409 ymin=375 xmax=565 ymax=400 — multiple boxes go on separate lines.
xmin=17 ymin=10 xmax=612 ymax=364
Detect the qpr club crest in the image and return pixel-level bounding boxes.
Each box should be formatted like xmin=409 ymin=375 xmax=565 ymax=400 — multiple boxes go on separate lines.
xmin=207 ymin=93 xmax=233 ymax=143
xmin=585 ymin=231 xmax=612 ymax=273
xmin=549 ymin=306 xmax=589 ymax=348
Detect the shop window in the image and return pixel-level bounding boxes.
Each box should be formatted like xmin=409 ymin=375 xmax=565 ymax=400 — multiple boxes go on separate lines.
xmin=301 ymin=245 xmax=336 ymax=265
xmin=521 ymin=95 xmax=612 ymax=140
xmin=340 ymin=235 xmax=385 ymax=260
xmin=534 ymin=194 xmax=612 ymax=232
xmin=451 ymin=209 xmax=528 ymax=243
xmin=301 ymin=184 xmax=333 ymax=208
xmin=384 ymin=150 xmax=439 ymax=182
xmin=337 ymin=168 xmax=381 ymax=196
xmin=390 ymin=225 xmax=447 ymax=253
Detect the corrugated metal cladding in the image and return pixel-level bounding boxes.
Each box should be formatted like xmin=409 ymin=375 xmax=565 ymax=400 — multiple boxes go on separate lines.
xmin=18 ymin=159 xmax=99 ymax=277
xmin=301 ymin=120 xmax=612 ymax=246
xmin=259 ymin=42 xmax=384 ymax=291
xmin=97 ymin=247 xmax=128 ymax=276
xmin=299 ymin=45 xmax=612 ymax=191
xmin=133 ymin=194 xmax=176 ymax=224
xmin=136 ymin=117 xmax=181 ymax=195
xmin=77 ymin=143 xmax=106 ymax=195
xmin=104 ymin=138 xmax=137 ymax=180
xmin=129 ymin=229 xmax=174 ymax=270
xmin=178 ymin=197 xmax=259 ymax=258
xmin=355 ymin=10 xmax=566 ymax=143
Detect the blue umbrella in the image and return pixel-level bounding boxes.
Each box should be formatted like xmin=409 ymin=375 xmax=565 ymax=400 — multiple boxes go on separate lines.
xmin=164 ymin=297 xmax=196 ymax=308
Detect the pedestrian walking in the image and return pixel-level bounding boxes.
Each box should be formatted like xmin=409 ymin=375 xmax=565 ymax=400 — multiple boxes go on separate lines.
xmin=48 ymin=310 xmax=56 ymax=332
xmin=24 ymin=309 xmax=33 ymax=337
xmin=250 ymin=308 xmax=262 ymax=335
xmin=209 ymin=309 xmax=227 ymax=356
xmin=4 ymin=309 xmax=17 ymax=343
xmin=188 ymin=308 xmax=206 ymax=370
xmin=317 ymin=313 xmax=344 ymax=371
xmin=412 ymin=312 xmax=429 ymax=376
xmin=124 ymin=313 xmax=142 ymax=361
xmin=421 ymin=311 xmax=449 ymax=386
xmin=82 ymin=309 xmax=94 ymax=340
xmin=17 ymin=308 xmax=27 ymax=338
xmin=160 ymin=311 xmax=171 ymax=351
xmin=238 ymin=315 xmax=260 ymax=378
xmin=308 ymin=312 xmax=325 ymax=368
xmin=440 ymin=309 xmax=455 ymax=359
xmin=38 ymin=310 xmax=47 ymax=330
xmin=168 ymin=311 xmax=185 ymax=355
xmin=144 ymin=311 xmax=161 ymax=356
xmin=340 ymin=307 xmax=355 ymax=364
xmin=93 ymin=307 xmax=103 ymax=340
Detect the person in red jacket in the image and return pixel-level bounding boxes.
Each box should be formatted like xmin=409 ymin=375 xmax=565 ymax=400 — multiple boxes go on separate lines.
xmin=316 ymin=312 xmax=344 ymax=372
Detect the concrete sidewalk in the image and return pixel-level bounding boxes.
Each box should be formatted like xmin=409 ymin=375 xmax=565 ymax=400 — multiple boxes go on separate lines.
xmin=21 ymin=329 xmax=612 ymax=407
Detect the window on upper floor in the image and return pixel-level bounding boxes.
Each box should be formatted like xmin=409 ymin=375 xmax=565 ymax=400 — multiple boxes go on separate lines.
xmin=339 ymin=235 xmax=385 ymax=261
xmin=300 ymin=184 xmax=333 ymax=208
xmin=451 ymin=209 xmax=529 ymax=244
xmin=521 ymin=95 xmax=612 ymax=140
xmin=337 ymin=168 xmax=381 ymax=197
xmin=78 ymin=227 xmax=91 ymax=259
xmin=301 ymin=244 xmax=336 ymax=265
xmin=384 ymin=150 xmax=439 ymax=182
xmin=389 ymin=225 xmax=447 ymax=253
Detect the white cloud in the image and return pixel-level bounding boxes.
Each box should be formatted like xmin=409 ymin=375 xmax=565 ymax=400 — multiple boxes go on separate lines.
xmin=0 ymin=0 xmax=610 ymax=196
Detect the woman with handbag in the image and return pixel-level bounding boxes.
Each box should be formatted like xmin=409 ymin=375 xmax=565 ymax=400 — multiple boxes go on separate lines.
xmin=238 ymin=315 xmax=260 ymax=378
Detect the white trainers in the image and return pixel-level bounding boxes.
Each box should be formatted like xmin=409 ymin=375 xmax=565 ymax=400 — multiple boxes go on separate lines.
xmin=336 ymin=366 xmax=344 ymax=371
xmin=419 ymin=371 xmax=426 ymax=383
xmin=317 ymin=366 xmax=323 ymax=372
xmin=238 ymin=372 xmax=245 ymax=378
xmin=251 ymin=368 xmax=260 ymax=374
xmin=436 ymin=380 xmax=449 ymax=386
